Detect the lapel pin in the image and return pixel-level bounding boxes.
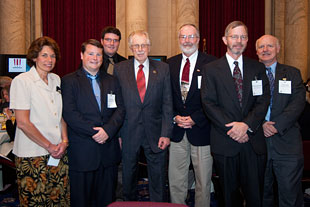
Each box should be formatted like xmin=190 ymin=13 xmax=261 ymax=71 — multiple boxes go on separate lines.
xmin=153 ymin=70 xmax=157 ymax=74
xmin=197 ymin=69 xmax=200 ymax=72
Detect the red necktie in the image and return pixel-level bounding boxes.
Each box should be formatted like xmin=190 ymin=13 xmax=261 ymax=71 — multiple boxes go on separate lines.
xmin=233 ymin=61 xmax=243 ymax=106
xmin=181 ymin=58 xmax=190 ymax=84
xmin=137 ymin=64 xmax=146 ymax=103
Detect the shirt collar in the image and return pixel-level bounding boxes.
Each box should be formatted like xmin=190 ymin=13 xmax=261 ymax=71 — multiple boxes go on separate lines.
xmin=267 ymin=61 xmax=277 ymax=74
xmin=104 ymin=53 xmax=117 ymax=61
xmin=134 ymin=58 xmax=149 ymax=69
xmin=226 ymin=53 xmax=243 ymax=67
xmin=182 ymin=50 xmax=198 ymax=62
xmin=29 ymin=66 xmax=55 ymax=82
xmin=83 ymin=68 xmax=100 ymax=79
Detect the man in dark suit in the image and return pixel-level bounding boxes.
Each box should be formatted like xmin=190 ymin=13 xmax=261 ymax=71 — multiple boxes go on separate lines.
xmin=167 ymin=24 xmax=216 ymax=206
xmin=62 ymin=39 xmax=125 ymax=207
xmin=100 ymin=26 xmax=126 ymax=75
xmin=201 ymin=21 xmax=270 ymax=207
xmin=114 ymin=30 xmax=173 ymax=202
xmin=256 ymin=34 xmax=305 ymax=207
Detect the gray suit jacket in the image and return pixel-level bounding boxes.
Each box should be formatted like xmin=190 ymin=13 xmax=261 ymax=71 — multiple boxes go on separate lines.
xmin=269 ymin=63 xmax=305 ymax=155
xmin=114 ymin=58 xmax=173 ymax=153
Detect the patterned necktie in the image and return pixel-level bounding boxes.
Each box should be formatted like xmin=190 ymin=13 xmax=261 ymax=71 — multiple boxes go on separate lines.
xmin=233 ymin=61 xmax=243 ymax=106
xmin=181 ymin=58 xmax=190 ymax=84
xmin=87 ymin=74 xmax=101 ymax=110
xmin=266 ymin=67 xmax=274 ymax=106
xmin=137 ymin=64 xmax=146 ymax=103
xmin=107 ymin=57 xmax=115 ymax=75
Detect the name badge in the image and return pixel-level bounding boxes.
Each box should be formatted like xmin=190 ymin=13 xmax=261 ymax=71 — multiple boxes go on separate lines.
xmin=252 ymin=80 xmax=263 ymax=96
xmin=107 ymin=93 xmax=117 ymax=108
xmin=47 ymin=156 xmax=60 ymax=166
xmin=197 ymin=76 xmax=202 ymax=89
xmin=279 ymin=80 xmax=291 ymax=94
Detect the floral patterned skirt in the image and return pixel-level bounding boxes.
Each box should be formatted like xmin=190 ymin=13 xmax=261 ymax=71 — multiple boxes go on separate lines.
xmin=15 ymin=154 xmax=70 ymax=207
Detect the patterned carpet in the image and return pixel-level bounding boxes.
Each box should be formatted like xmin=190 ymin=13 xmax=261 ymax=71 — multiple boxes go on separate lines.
xmin=1 ymin=180 xmax=310 ymax=207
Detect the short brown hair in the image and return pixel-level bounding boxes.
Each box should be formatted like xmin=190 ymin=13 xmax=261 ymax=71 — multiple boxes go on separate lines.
xmin=101 ymin=26 xmax=122 ymax=40
xmin=81 ymin=39 xmax=103 ymax=53
xmin=224 ymin=21 xmax=248 ymax=37
xmin=27 ymin=36 xmax=60 ymax=67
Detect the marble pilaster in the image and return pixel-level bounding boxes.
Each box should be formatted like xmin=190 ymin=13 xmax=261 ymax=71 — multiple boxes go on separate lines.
xmin=284 ymin=0 xmax=308 ymax=80
xmin=0 ymin=0 xmax=26 ymax=54
xmin=175 ymin=0 xmax=199 ymax=55
xmin=125 ymin=0 xmax=148 ymax=57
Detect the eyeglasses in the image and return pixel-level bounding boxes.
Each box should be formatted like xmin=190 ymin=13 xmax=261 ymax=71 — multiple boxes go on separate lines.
xmin=104 ymin=38 xmax=120 ymax=43
xmin=179 ymin=34 xmax=198 ymax=40
xmin=131 ymin=44 xmax=150 ymax=50
xmin=227 ymin=35 xmax=248 ymax=41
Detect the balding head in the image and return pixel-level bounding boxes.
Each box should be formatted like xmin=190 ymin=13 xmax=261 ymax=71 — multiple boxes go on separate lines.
xmin=256 ymin=35 xmax=280 ymax=67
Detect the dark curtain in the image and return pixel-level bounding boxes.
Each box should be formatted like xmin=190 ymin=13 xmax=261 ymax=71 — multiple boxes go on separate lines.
xmin=199 ymin=0 xmax=265 ymax=59
xmin=41 ymin=0 xmax=115 ymax=77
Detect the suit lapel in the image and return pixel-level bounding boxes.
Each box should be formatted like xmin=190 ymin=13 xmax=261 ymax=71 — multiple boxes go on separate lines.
xmin=144 ymin=59 xmax=158 ymax=103
xmin=126 ymin=59 xmax=143 ymax=105
xmin=77 ymin=68 xmax=101 ymax=112
xmin=273 ymin=63 xmax=286 ymax=105
xmin=242 ymin=57 xmax=251 ymax=109
xmin=220 ymin=56 xmax=242 ymax=110
xmin=186 ymin=52 xmax=204 ymax=102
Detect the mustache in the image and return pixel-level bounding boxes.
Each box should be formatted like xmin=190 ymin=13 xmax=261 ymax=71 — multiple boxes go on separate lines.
xmin=182 ymin=42 xmax=193 ymax=47
xmin=233 ymin=43 xmax=244 ymax=48
xmin=262 ymin=52 xmax=271 ymax=55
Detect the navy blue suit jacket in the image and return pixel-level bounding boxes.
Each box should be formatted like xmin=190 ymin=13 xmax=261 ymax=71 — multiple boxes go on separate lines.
xmin=167 ymin=52 xmax=216 ymax=146
xmin=61 ymin=68 xmax=125 ymax=171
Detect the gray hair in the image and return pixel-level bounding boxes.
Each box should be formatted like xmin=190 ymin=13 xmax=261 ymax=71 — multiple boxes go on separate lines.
xmin=178 ymin=24 xmax=200 ymax=38
xmin=128 ymin=30 xmax=151 ymax=47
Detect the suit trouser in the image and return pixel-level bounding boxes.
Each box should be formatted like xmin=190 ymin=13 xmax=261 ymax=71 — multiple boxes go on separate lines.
xmin=122 ymin=138 xmax=167 ymax=202
xmin=263 ymin=138 xmax=304 ymax=207
xmin=213 ymin=143 xmax=266 ymax=207
xmin=70 ymin=164 xmax=118 ymax=207
xmin=169 ymin=134 xmax=213 ymax=206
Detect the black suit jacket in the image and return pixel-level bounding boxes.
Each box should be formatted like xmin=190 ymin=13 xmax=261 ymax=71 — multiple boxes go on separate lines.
xmin=114 ymin=58 xmax=173 ymax=153
xmin=269 ymin=63 xmax=305 ymax=155
xmin=201 ymin=56 xmax=270 ymax=156
xmin=167 ymin=52 xmax=216 ymax=146
xmin=61 ymin=68 xmax=125 ymax=171
xmin=100 ymin=53 xmax=127 ymax=73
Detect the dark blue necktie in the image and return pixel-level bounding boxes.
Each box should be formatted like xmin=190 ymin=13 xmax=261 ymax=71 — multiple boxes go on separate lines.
xmin=266 ymin=67 xmax=274 ymax=107
xmin=87 ymin=74 xmax=101 ymax=110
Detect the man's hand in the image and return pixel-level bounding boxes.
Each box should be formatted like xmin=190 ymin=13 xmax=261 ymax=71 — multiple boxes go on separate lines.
xmin=235 ymin=133 xmax=249 ymax=143
xmin=225 ymin=122 xmax=249 ymax=141
xmin=263 ymin=121 xmax=278 ymax=137
xmin=158 ymin=137 xmax=170 ymax=150
xmin=174 ymin=115 xmax=195 ymax=129
xmin=92 ymin=127 xmax=109 ymax=144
